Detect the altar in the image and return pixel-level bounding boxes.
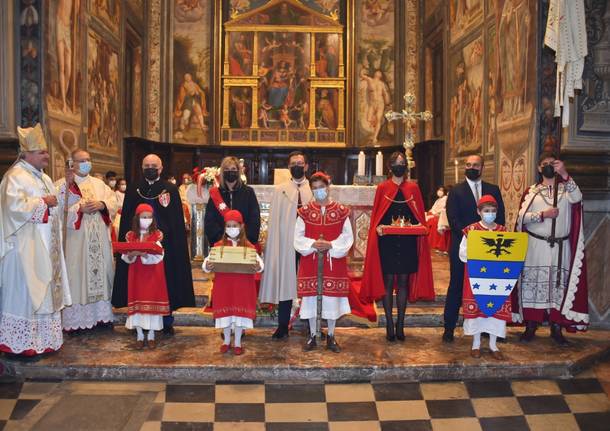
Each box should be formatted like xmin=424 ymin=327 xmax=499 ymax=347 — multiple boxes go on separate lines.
xmin=188 ymin=184 xmax=377 ymax=264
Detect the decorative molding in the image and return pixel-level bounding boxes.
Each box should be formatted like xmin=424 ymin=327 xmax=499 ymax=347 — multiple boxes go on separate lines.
xmin=146 ymin=0 xmax=161 ymax=141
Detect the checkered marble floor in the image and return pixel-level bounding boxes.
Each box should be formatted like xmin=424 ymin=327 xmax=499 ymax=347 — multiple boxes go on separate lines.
xmin=1 ymin=365 xmax=609 ymax=431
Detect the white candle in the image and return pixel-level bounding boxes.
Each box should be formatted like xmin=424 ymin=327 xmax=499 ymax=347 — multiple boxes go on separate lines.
xmin=358 ymin=151 xmax=366 ymax=176
xmin=375 ymin=151 xmax=383 ymax=176
xmin=454 ymin=159 xmax=459 ymax=183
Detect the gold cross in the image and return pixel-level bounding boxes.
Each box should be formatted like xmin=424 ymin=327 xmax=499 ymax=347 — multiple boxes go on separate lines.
xmin=385 ymin=93 xmax=433 ymax=179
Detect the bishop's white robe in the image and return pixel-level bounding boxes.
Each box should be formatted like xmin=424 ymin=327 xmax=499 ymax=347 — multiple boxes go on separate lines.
xmin=259 ymin=179 xmax=313 ymax=304
xmin=56 ymin=174 xmax=118 ymax=330
xmin=0 ymin=160 xmax=74 ymax=354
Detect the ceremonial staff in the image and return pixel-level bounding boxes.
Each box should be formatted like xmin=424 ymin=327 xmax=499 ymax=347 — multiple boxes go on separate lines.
xmin=548 ymin=158 xmax=563 ymax=292
xmin=316 ymin=234 xmax=325 ymax=340
xmin=63 ymin=158 xmax=73 ymax=254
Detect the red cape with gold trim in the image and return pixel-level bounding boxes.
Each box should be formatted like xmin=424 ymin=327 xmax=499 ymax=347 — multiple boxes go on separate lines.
xmin=360 ymin=179 xmax=435 ymax=304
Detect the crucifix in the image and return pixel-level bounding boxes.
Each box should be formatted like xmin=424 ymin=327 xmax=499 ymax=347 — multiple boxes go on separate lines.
xmin=385 ymin=92 xmax=433 ymax=180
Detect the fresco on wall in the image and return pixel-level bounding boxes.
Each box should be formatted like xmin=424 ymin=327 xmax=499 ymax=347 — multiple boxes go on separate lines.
xmin=495 ymin=0 xmax=536 ymax=228
xmin=87 ymin=30 xmax=120 ymax=158
xmin=450 ymin=0 xmax=483 ymax=44
xmin=172 ymin=0 xmax=211 ymax=144
xmin=90 ymin=0 xmax=121 ymax=35
xmin=44 ymin=0 xmax=82 ymax=121
xmin=448 ymin=35 xmax=483 ymax=160
xmin=355 ymin=0 xmax=395 ymax=146
xmin=486 ymin=24 xmax=497 ymax=155
xmin=131 ymin=45 xmax=143 ymax=136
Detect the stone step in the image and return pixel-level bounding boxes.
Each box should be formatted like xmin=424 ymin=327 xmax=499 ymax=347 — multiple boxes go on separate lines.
xmin=112 ymin=306 xmax=457 ymax=328
xmin=4 ymin=327 xmax=609 ymax=383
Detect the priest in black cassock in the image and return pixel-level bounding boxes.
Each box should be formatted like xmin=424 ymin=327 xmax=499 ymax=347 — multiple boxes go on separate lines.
xmin=112 ymin=154 xmax=195 ymax=334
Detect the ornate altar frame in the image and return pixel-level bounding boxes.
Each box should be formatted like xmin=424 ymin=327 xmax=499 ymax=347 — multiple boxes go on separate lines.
xmin=214 ymin=0 xmax=349 ymax=147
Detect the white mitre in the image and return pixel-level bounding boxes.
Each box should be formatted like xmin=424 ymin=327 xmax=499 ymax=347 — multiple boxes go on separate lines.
xmin=17 ymin=123 xmax=48 ymax=152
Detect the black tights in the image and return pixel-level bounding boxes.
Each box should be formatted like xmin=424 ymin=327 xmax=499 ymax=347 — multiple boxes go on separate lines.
xmin=383 ymin=274 xmax=409 ymax=337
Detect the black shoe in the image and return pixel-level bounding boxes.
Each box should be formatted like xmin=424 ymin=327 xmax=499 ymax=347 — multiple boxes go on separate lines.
xmin=519 ymin=321 xmax=538 ymax=342
xmin=326 ymin=335 xmax=341 ymax=353
xmin=442 ymin=328 xmax=454 ymax=343
xmin=3 ymin=352 xmax=43 ymax=363
xmin=303 ymin=335 xmax=317 ymax=351
xmin=96 ymin=321 xmax=114 ymax=331
xmin=272 ymin=326 xmax=289 ymax=341
xmin=550 ymin=323 xmax=570 ymax=346
xmin=163 ymin=326 xmax=175 ymax=336
xmin=395 ymin=322 xmax=405 ymax=342
xmin=385 ymin=321 xmax=396 ymax=342
xmin=497 ymin=336 xmax=507 ymax=343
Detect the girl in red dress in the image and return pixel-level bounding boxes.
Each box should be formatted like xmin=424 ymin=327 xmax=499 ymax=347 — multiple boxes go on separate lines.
xmin=121 ymin=203 xmax=170 ymax=350
xmin=203 ymin=210 xmax=263 ymax=356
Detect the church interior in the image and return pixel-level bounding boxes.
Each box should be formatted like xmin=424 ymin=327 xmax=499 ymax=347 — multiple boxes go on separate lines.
xmin=1 ymin=0 xmax=610 ymax=429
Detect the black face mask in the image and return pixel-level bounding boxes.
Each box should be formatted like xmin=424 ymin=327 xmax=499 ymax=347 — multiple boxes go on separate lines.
xmin=224 ymin=171 xmax=239 ymax=183
xmin=465 ymin=168 xmax=481 ymax=181
xmin=390 ymin=164 xmax=406 ymax=177
xmin=541 ymin=165 xmax=555 ymax=179
xmin=143 ymin=168 xmax=159 ymax=181
xmin=290 ymin=165 xmax=305 ymax=179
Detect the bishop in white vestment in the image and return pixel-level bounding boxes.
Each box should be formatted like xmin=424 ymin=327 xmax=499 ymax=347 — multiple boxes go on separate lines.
xmin=56 ymin=149 xmax=118 ymax=331
xmin=0 ymin=124 xmax=74 ymax=356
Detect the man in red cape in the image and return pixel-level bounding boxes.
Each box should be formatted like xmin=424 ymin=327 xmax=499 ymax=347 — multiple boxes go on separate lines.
xmin=360 ymin=180 xmax=435 ymax=305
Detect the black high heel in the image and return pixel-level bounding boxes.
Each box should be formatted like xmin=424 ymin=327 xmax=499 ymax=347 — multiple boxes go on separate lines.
xmin=395 ymin=321 xmax=405 ymax=341
xmin=386 ymin=321 xmax=396 ymax=342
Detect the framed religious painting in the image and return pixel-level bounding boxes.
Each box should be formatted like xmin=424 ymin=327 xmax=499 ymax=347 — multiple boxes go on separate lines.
xmin=216 ymin=0 xmax=347 ymax=147
xmin=86 ymin=29 xmax=122 ymax=161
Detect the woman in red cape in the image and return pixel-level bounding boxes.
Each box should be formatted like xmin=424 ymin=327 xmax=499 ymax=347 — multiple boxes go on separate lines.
xmin=360 ymin=152 xmax=435 ymax=341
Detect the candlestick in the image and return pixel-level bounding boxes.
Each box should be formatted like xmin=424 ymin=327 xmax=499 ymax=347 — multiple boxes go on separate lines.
xmin=358 ymin=151 xmax=366 ymax=176
xmin=375 ymin=151 xmax=383 ymax=176
xmin=454 ymin=159 xmax=459 ymax=183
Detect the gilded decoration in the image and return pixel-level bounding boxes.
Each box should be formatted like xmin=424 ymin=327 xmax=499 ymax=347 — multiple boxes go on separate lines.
xmin=219 ymin=0 xmax=346 ymax=147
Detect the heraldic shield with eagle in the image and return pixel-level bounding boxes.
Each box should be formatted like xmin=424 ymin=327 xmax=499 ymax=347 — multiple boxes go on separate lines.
xmin=466 ymin=231 xmax=528 ymax=317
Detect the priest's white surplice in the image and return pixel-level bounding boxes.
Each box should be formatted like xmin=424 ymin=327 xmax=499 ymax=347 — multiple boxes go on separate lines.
xmin=56 ymin=174 xmax=118 ymax=330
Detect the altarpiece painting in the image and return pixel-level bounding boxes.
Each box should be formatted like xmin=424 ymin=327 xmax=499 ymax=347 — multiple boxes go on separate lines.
xmin=219 ymin=0 xmax=346 ymax=146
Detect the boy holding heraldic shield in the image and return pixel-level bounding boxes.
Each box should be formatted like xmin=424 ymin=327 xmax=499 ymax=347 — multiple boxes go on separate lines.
xmin=203 ymin=210 xmax=263 ymax=356
xmin=459 ymin=195 xmax=527 ymax=360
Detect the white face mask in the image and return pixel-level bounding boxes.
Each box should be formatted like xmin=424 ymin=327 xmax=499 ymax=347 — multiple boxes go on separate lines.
xmin=140 ymin=218 xmax=153 ymax=230
xmin=108 ymin=180 xmax=117 ymax=188
xmin=225 ymin=227 xmax=241 ymax=238
xmin=118 ymin=184 xmax=126 ymax=192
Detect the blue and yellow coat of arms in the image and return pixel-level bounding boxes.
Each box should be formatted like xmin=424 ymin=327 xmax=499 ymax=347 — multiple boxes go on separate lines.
xmin=466 ymin=230 xmax=528 ymax=317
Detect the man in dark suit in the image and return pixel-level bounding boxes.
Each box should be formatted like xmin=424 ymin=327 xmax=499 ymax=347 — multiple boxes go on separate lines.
xmin=442 ymin=154 xmax=505 ymax=342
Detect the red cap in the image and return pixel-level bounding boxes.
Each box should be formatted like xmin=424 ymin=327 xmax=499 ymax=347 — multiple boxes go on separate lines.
xmin=477 ymin=194 xmax=498 ymax=209
xmin=310 ymin=171 xmax=331 ymax=184
xmin=135 ymin=203 xmax=154 ymax=215
xmin=223 ymin=209 xmax=244 ymax=224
